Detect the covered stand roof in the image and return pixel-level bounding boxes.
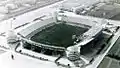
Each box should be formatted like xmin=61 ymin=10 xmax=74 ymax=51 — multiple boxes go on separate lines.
xmin=76 ymin=22 xmax=103 ymax=46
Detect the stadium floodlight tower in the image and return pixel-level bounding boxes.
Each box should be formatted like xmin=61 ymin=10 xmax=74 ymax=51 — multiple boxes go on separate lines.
xmin=6 ymin=18 xmax=20 ymax=51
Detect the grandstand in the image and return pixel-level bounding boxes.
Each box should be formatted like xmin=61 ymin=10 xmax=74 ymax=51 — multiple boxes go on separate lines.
xmin=22 ymin=22 xmax=89 ymax=56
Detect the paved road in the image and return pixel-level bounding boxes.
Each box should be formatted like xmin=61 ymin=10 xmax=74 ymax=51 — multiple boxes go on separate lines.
xmin=0 ymin=50 xmax=6 ymax=54
xmin=0 ymin=0 xmax=100 ymax=34
xmin=2 ymin=0 xmax=63 ymax=21
xmin=0 ymin=0 xmax=63 ymax=21
xmin=86 ymin=28 xmax=120 ymax=68
xmin=98 ymin=36 xmax=120 ymax=68
xmin=0 ymin=0 xmax=64 ymax=33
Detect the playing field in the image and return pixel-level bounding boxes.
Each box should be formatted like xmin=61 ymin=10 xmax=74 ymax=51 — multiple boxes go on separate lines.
xmin=30 ymin=23 xmax=88 ymax=48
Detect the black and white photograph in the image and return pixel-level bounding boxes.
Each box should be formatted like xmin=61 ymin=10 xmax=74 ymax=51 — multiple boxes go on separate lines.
xmin=0 ymin=0 xmax=120 ymax=68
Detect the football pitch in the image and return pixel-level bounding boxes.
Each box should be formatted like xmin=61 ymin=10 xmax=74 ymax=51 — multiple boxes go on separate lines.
xmin=30 ymin=23 xmax=88 ymax=48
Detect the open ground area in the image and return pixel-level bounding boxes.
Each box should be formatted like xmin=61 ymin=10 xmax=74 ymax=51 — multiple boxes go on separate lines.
xmin=98 ymin=56 xmax=120 ymax=68
xmin=87 ymin=3 xmax=120 ymax=19
xmin=75 ymin=2 xmax=120 ymax=21
xmin=0 ymin=0 xmax=63 ymax=21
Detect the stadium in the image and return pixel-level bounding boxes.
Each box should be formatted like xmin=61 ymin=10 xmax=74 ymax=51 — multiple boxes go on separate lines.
xmin=23 ymin=22 xmax=89 ymax=55
xmin=2 ymin=0 xmax=120 ymax=68
xmin=10 ymin=9 xmax=117 ymax=67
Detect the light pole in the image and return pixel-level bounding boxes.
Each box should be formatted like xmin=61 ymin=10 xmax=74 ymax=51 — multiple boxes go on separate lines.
xmin=10 ymin=18 xmax=16 ymax=30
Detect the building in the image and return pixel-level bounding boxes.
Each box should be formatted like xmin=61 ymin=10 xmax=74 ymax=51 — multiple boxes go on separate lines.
xmin=0 ymin=0 xmax=120 ymax=68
